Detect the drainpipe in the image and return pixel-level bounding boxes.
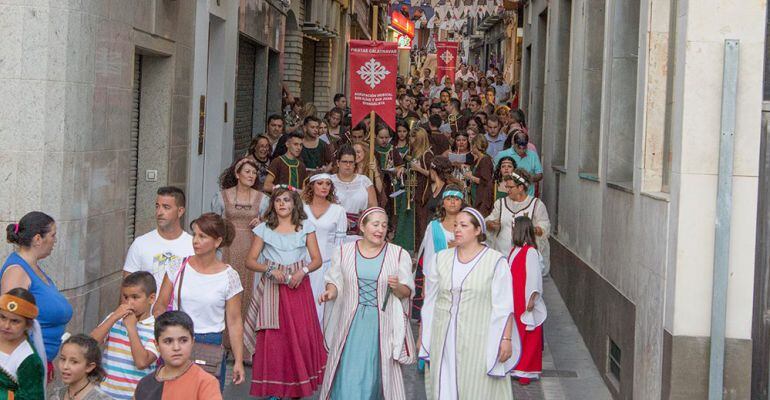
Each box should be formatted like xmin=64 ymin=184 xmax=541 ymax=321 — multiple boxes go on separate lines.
xmin=708 ymin=39 xmax=739 ymax=400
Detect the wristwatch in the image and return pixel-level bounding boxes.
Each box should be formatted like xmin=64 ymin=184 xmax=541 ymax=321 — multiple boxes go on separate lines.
xmin=302 ymin=266 xmax=310 ymax=274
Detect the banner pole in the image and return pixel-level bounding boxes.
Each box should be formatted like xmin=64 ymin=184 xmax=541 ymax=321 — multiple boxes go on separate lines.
xmin=369 ymin=110 xmax=376 ymax=180
xmin=369 ymin=5 xmax=378 ymax=180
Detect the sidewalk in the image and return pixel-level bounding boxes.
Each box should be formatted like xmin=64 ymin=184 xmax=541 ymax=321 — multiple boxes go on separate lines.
xmin=510 ymin=277 xmax=614 ymax=400
xmin=224 ymin=277 xmax=613 ymax=399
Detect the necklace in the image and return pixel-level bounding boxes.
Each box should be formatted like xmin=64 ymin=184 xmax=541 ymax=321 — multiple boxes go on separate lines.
xmin=66 ymin=380 xmax=90 ymax=400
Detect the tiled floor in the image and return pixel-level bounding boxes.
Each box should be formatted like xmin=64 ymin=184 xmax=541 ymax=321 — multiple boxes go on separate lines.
xmin=224 ymin=277 xmax=612 ymax=399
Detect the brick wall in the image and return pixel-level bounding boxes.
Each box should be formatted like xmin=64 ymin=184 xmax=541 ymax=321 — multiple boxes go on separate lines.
xmin=314 ymin=39 xmax=333 ymax=115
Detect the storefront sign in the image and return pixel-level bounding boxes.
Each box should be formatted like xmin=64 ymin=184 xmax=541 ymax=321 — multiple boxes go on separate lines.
xmin=349 ymin=40 xmax=398 ymax=130
xmin=397 ymin=34 xmax=412 ymax=49
xmin=436 ymin=41 xmax=459 ymax=84
xmin=390 ymin=11 xmax=415 ymax=38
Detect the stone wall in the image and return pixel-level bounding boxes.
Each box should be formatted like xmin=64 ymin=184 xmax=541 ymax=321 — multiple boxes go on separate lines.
xmin=0 ymin=1 xmax=195 ymax=334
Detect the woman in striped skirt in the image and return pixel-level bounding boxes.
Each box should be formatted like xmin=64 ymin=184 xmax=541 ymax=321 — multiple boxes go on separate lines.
xmin=420 ymin=207 xmax=520 ymax=400
xmin=318 ymin=207 xmax=416 ymax=399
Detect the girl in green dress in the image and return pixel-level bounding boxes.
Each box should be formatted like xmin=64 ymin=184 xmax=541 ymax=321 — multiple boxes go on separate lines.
xmin=0 ymin=288 xmax=45 ymax=400
xmin=391 ymin=120 xmax=415 ymax=253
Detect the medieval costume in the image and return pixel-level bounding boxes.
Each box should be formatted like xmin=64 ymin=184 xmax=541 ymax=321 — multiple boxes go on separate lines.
xmin=210 ymin=187 xmax=269 ymax=323
xmin=413 ymin=150 xmax=436 ymax=252
xmin=267 ymin=155 xmax=308 ymax=189
xmin=0 ymin=294 xmax=46 ymax=400
xmin=486 ymin=195 xmax=550 ymax=262
xmin=331 ymin=173 xmax=374 ymax=239
xmin=300 ymin=139 xmax=335 ymax=173
xmin=420 ymin=246 xmax=520 ymax=400
xmin=391 ymin=144 xmax=415 ymax=253
xmin=374 ymin=142 xmax=403 ymax=225
xmin=244 ymin=221 xmax=327 ymax=398
xmin=470 ymin=154 xmax=495 ymax=216
xmin=303 ymin=175 xmax=348 ymax=322
xmin=508 ymin=245 xmax=547 ymax=380
xmin=319 ymin=240 xmax=416 ymax=400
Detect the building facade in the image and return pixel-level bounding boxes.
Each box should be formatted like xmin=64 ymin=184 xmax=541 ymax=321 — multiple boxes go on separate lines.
xmin=521 ymin=0 xmax=765 ymax=399
xmin=0 ymin=0 xmax=289 ymax=336
xmin=283 ymin=0 xmax=348 ymax=115
xmin=0 ymin=1 xmax=196 ymax=332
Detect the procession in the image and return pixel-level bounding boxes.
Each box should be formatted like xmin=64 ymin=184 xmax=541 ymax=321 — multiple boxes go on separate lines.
xmin=2 ymin=0 xmax=769 ymax=399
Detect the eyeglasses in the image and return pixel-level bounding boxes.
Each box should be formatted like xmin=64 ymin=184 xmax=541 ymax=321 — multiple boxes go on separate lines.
xmin=234 ymin=203 xmax=252 ymax=210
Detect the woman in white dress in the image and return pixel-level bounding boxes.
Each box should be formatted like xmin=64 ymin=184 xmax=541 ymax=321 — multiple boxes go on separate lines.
xmin=420 ymin=207 xmax=519 ymax=399
xmin=302 ymin=173 xmax=348 ymax=322
xmin=331 ymin=144 xmax=377 ymax=240
xmin=485 ymin=169 xmax=551 ymax=274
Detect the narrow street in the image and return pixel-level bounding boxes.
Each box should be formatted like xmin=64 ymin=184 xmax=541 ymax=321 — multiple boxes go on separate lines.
xmin=224 ymin=278 xmax=612 ymax=399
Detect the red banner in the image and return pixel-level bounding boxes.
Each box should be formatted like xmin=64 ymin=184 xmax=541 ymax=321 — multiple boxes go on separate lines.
xmin=349 ymin=40 xmax=398 ymax=131
xmin=436 ymin=41 xmax=459 ymax=85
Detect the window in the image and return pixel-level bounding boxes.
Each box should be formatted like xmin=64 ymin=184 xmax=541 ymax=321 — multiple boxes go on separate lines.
xmin=578 ymin=0 xmax=606 ymax=177
xmin=605 ymin=0 xmax=641 ymax=188
xmin=552 ymin=0 xmax=572 ymax=168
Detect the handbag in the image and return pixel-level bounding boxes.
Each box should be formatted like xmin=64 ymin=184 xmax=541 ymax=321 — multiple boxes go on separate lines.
xmin=169 ymin=258 xmax=226 ymax=378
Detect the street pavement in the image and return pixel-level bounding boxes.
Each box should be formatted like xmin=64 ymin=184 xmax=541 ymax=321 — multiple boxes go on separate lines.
xmin=223 ymin=277 xmax=612 ymax=399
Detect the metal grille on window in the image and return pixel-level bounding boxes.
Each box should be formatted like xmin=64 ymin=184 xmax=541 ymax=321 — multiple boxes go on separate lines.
xmin=128 ymin=55 xmax=142 ymax=242
xmin=607 ymin=337 xmax=621 ymax=390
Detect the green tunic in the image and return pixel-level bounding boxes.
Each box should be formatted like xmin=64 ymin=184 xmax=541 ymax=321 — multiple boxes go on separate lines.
xmin=0 ymin=340 xmax=44 ymax=400
xmin=392 ymin=145 xmax=415 ymax=253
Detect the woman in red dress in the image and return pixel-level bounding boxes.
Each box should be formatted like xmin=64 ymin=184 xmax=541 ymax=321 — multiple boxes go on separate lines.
xmin=507 ymin=216 xmax=547 ymax=385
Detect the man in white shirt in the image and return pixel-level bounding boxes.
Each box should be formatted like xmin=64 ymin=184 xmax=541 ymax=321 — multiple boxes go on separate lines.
xmin=123 ymin=186 xmax=195 ymax=290
xmin=456 ymin=63 xmax=475 ymax=82
xmin=492 ymin=74 xmax=513 ymax=105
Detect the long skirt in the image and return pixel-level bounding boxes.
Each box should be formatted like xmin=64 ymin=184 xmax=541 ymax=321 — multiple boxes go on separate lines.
xmin=512 ymin=323 xmax=543 ymax=379
xmin=392 ymin=192 xmax=415 ymax=254
xmin=250 ymin=277 xmax=327 ymax=398
xmin=330 ymin=306 xmax=383 ymax=399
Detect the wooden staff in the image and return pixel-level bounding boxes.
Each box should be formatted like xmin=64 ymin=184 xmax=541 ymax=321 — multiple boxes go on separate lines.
xmin=369 ymin=110 xmax=376 ymax=180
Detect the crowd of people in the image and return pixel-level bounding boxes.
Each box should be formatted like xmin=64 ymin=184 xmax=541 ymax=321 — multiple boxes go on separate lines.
xmin=0 ymin=65 xmax=550 ymax=399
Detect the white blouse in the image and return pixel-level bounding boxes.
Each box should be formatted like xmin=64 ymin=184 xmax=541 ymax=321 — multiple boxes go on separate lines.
xmin=331 ymin=174 xmax=372 ymax=215
xmin=166 ymin=262 xmax=243 ymax=334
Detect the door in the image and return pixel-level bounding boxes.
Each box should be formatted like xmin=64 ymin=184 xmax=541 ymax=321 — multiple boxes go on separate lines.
xmin=234 ymin=38 xmax=256 ymax=159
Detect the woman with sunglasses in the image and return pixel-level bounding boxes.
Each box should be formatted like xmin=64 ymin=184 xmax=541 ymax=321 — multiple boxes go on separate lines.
xmin=211 ymin=158 xmax=270 ymax=321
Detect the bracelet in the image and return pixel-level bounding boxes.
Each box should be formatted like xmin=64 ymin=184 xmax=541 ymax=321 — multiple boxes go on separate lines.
xmin=502 ymin=337 xmax=512 ymax=341
xmin=302 ymin=266 xmax=310 ymax=274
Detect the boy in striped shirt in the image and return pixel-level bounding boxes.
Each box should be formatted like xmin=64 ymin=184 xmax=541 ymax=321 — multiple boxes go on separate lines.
xmin=91 ymin=271 xmax=159 ymax=399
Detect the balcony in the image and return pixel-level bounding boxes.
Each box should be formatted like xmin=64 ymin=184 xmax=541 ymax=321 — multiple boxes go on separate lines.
xmin=302 ymin=0 xmax=341 ymax=38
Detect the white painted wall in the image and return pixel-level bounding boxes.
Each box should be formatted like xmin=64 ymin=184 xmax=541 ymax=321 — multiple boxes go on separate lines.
xmin=668 ymin=0 xmax=764 ymax=340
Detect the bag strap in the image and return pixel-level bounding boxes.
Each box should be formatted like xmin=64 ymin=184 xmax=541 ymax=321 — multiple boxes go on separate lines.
xmin=177 ymin=258 xmax=187 ymax=310
xmin=168 ymin=257 xmax=188 ymax=311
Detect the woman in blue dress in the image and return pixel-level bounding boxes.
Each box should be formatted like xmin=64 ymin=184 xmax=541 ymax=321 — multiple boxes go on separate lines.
xmin=318 ymin=207 xmax=416 ymax=400
xmin=244 ymin=186 xmax=327 ymax=399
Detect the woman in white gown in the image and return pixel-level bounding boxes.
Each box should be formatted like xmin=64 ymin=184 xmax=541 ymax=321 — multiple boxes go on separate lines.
xmin=420 ymin=207 xmax=520 ymax=400
xmin=302 ymin=173 xmax=348 ymax=322
xmin=485 ymin=169 xmax=551 ymax=275
xmin=331 ymin=144 xmax=377 ymax=241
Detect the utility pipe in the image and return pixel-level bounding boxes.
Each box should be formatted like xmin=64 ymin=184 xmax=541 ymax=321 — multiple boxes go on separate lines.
xmin=708 ymin=39 xmax=739 ymax=400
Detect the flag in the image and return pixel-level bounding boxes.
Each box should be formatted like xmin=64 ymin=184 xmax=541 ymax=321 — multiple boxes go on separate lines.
xmin=436 ymin=41 xmax=459 ymax=85
xmin=349 ymin=40 xmax=398 ymax=130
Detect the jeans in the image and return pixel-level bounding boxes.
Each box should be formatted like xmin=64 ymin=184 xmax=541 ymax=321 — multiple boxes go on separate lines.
xmin=194 ymin=332 xmax=227 ymax=392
